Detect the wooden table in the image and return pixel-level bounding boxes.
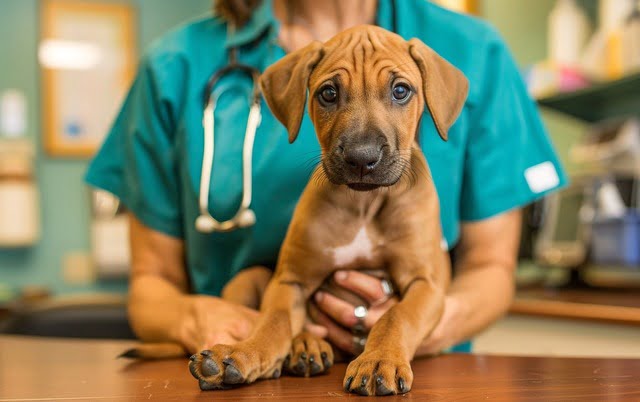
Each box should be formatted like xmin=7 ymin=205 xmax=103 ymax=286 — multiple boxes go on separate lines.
xmin=1 ymin=336 xmax=639 ymax=401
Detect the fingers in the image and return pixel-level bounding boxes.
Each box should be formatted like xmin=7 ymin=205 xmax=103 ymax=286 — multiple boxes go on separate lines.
xmin=304 ymin=322 xmax=329 ymax=339
xmin=309 ymin=304 xmax=356 ymax=354
xmin=333 ymin=271 xmax=393 ymax=306
xmin=314 ymin=291 xmax=359 ymax=327
xmin=314 ymin=290 xmax=397 ymax=329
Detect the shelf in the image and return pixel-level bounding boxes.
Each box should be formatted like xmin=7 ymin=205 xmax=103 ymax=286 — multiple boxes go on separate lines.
xmin=537 ymin=72 xmax=640 ymax=123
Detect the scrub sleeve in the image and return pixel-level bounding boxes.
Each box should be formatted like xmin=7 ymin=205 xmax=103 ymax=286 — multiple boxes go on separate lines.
xmin=460 ymin=32 xmax=567 ymax=222
xmin=86 ymin=54 xmax=184 ymax=239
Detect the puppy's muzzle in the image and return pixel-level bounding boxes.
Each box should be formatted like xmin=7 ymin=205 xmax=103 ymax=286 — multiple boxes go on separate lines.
xmin=325 ymin=133 xmax=400 ymax=191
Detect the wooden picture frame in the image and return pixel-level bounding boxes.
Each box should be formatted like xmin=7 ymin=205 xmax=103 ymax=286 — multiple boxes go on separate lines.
xmin=40 ymin=0 xmax=136 ymax=158
xmin=434 ymin=0 xmax=480 ymax=15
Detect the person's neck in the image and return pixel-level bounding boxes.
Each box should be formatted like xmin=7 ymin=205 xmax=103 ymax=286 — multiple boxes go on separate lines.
xmin=273 ymin=0 xmax=378 ymax=50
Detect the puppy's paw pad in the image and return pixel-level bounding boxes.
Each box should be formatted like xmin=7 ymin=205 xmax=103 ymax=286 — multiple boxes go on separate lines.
xmin=222 ymin=358 xmax=246 ymax=385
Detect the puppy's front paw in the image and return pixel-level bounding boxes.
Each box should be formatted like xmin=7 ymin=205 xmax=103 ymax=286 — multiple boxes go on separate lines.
xmin=343 ymin=352 xmax=412 ymax=396
xmin=188 ymin=344 xmax=283 ymax=390
xmin=284 ymin=332 xmax=334 ymax=377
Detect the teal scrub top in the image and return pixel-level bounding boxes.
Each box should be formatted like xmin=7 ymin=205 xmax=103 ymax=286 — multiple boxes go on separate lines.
xmin=86 ymin=0 xmax=567 ymax=297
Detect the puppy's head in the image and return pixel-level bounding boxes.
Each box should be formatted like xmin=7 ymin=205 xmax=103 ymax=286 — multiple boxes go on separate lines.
xmin=260 ymin=25 xmax=468 ymax=191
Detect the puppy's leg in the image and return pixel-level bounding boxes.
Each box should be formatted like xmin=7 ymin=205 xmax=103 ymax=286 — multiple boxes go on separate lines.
xmin=188 ymin=273 xmax=309 ymax=389
xmin=221 ymin=265 xmax=273 ymax=310
xmin=343 ymin=269 xmax=445 ymax=396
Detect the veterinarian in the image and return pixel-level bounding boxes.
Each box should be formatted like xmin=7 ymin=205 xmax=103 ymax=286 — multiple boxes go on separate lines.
xmin=86 ymin=0 xmax=566 ymax=356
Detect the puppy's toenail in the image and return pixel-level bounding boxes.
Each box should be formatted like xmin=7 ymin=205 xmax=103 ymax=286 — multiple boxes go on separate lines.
xmin=322 ymin=352 xmax=332 ymax=368
xmin=292 ymin=358 xmax=307 ymax=376
xmin=309 ymin=360 xmax=323 ymax=376
xmin=301 ymin=352 xmax=307 ymax=360
xmin=200 ymin=350 xmax=212 ymax=357
xmin=345 ymin=376 xmax=354 ymax=391
xmin=189 ymin=354 xmax=197 ymax=361
xmin=188 ymin=361 xmax=199 ymax=379
xmin=375 ymin=375 xmax=393 ymax=396
xmin=398 ymin=377 xmax=409 ymax=393
xmin=273 ymin=369 xmax=281 ymax=379
xmin=352 ymin=376 xmax=370 ymax=395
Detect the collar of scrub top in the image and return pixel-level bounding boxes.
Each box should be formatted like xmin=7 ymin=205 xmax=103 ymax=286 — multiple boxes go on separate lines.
xmin=222 ymin=0 xmax=398 ymax=49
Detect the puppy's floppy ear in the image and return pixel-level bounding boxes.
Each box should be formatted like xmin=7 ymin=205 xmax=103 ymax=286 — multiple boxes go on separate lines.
xmin=408 ymin=38 xmax=469 ymax=141
xmin=259 ymin=41 xmax=324 ymax=143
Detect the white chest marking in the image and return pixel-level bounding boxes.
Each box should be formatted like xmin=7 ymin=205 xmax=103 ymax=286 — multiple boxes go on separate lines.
xmin=332 ymin=227 xmax=374 ymax=267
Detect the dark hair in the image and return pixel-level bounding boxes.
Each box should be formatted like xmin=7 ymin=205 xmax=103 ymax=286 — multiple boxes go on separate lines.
xmin=214 ymin=0 xmax=263 ymax=27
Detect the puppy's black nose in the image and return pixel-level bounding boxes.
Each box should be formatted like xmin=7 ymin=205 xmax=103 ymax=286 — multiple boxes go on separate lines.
xmin=342 ymin=143 xmax=382 ymax=175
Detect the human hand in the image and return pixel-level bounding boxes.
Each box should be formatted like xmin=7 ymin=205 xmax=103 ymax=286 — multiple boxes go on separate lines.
xmin=306 ymin=270 xmax=397 ymax=354
xmin=174 ymin=295 xmax=259 ymax=354
xmin=415 ymin=295 xmax=469 ymax=356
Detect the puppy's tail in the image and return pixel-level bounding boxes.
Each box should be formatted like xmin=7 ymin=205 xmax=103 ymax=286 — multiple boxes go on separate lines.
xmin=119 ymin=342 xmax=187 ymax=360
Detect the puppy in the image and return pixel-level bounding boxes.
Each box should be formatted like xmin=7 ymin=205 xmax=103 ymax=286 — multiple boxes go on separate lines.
xmin=187 ymin=24 xmax=468 ymax=396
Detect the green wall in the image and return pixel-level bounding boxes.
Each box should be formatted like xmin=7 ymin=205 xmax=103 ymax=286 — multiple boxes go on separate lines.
xmin=0 ymin=0 xmax=212 ymax=294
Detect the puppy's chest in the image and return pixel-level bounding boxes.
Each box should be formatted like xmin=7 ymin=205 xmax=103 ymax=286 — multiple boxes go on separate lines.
xmin=325 ymin=224 xmax=386 ymax=270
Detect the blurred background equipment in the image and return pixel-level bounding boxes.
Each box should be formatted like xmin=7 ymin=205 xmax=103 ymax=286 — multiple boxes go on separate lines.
xmin=0 ymin=138 xmax=40 ymax=247
xmin=0 ymin=89 xmax=41 ymax=248
xmin=0 ymin=293 xmax=134 ymax=339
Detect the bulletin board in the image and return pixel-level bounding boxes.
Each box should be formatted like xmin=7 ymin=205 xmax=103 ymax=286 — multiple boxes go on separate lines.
xmin=40 ymin=0 xmax=136 ymax=158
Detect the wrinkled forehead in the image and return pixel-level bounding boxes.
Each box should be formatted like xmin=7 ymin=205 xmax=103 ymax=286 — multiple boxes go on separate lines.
xmin=309 ymin=26 xmax=420 ymax=89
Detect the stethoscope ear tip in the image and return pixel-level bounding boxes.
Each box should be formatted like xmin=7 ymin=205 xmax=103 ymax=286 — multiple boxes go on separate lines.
xmin=238 ymin=208 xmax=256 ymax=228
xmin=195 ymin=215 xmax=217 ymax=233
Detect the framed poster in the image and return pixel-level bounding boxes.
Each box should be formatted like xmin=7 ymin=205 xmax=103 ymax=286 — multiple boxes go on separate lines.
xmin=434 ymin=0 xmax=479 ymax=14
xmin=40 ymin=0 xmax=136 ymax=157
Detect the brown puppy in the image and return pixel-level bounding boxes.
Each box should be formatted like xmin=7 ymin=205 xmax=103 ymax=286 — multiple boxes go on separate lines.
xmin=188 ymin=25 xmax=468 ymax=396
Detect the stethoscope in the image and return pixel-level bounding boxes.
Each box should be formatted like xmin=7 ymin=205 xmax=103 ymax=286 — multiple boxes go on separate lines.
xmin=195 ymin=1 xmax=398 ymax=233
xmin=194 ymin=40 xmax=262 ymax=233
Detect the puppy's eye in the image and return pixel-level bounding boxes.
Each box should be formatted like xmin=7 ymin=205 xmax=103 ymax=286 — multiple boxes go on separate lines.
xmin=319 ymin=85 xmax=338 ymax=104
xmin=392 ymin=84 xmax=411 ymax=102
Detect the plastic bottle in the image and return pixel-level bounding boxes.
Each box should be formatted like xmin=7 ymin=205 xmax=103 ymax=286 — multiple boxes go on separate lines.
xmin=548 ymin=0 xmax=591 ymax=68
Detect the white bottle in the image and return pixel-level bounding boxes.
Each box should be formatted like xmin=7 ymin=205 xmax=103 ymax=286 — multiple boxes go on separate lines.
xmin=600 ymin=0 xmax=634 ymax=31
xmin=548 ymin=0 xmax=591 ymax=68
xmin=622 ymin=0 xmax=640 ymax=74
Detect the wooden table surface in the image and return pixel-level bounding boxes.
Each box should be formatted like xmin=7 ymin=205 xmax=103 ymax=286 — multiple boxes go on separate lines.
xmin=1 ymin=336 xmax=640 ymax=401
